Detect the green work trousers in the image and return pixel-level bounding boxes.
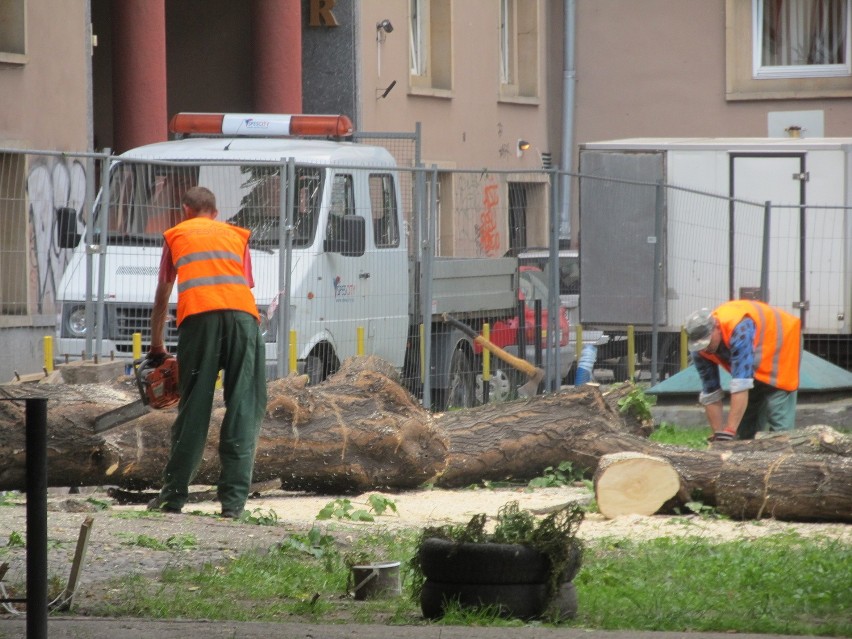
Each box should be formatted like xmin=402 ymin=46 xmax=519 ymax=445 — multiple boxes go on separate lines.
xmin=737 ymin=380 xmax=797 ymax=440
xmin=159 ymin=310 xmax=267 ymax=513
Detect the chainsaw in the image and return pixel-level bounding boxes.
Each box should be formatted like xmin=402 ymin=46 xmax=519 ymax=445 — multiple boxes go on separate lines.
xmin=93 ymin=354 xmax=180 ymax=434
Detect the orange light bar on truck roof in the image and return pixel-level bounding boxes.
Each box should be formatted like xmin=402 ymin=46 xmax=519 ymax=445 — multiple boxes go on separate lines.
xmin=168 ymin=113 xmax=355 ymax=138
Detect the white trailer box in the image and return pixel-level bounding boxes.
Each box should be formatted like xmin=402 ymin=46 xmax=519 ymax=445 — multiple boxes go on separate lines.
xmin=578 ymin=138 xmax=852 ymax=372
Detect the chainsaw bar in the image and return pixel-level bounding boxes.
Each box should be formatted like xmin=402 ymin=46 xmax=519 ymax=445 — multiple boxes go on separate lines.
xmin=93 ymin=399 xmax=149 ymax=434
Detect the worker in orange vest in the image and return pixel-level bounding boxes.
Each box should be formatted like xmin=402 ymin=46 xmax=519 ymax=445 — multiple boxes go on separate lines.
xmin=147 ymin=186 xmax=267 ymax=518
xmin=685 ymin=300 xmax=801 ymax=442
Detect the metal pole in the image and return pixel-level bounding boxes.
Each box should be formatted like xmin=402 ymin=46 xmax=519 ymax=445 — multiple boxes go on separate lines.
xmin=560 ymin=0 xmax=576 ymax=242
xmin=761 ymin=200 xmax=771 ymax=303
xmin=94 ymin=150 xmax=112 ymax=360
xmin=83 ymin=157 xmax=97 ymax=358
xmin=650 ymin=181 xmax=664 ymax=385
xmin=26 ymin=397 xmax=48 ymax=639
xmin=420 ymin=166 xmax=438 ymax=408
xmin=548 ymin=167 xmax=561 ymax=391
xmin=278 ymin=159 xmax=296 ymax=378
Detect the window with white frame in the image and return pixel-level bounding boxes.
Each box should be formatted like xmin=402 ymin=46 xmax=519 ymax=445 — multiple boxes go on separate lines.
xmin=726 ymin=0 xmax=852 ymax=100
xmin=409 ymin=0 xmax=452 ymax=91
xmin=499 ymin=0 xmax=539 ymax=99
xmin=753 ymin=0 xmax=851 ymax=79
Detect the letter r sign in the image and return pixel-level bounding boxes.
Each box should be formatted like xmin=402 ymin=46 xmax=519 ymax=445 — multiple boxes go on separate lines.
xmin=309 ymin=0 xmax=339 ymax=27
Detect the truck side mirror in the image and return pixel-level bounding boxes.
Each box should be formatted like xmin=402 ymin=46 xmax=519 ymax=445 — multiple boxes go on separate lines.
xmin=56 ymin=207 xmax=81 ymax=249
xmin=324 ymin=215 xmax=365 ymax=257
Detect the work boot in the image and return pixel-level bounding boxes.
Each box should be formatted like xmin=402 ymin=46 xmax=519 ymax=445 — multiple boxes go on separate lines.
xmin=147 ymin=497 xmax=182 ymax=513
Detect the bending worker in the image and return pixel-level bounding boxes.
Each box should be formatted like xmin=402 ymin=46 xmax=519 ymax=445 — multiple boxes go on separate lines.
xmin=684 ymin=300 xmax=801 ymax=442
xmin=147 ymin=186 xmax=267 ymax=518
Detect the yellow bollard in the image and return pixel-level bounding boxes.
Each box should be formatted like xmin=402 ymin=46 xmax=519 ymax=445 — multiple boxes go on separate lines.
xmin=680 ymin=326 xmax=688 ymax=371
xmin=289 ymin=329 xmax=298 ymax=374
xmin=356 ymin=326 xmax=364 ymax=356
xmin=132 ymin=332 xmax=142 ymax=360
xmin=43 ymin=336 xmax=54 ymax=373
xmin=627 ymin=325 xmax=636 ymax=381
xmin=575 ymin=323 xmax=584 ymax=361
xmin=482 ymin=323 xmax=491 ymax=382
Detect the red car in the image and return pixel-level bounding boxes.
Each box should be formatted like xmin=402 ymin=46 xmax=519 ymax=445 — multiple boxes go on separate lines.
xmin=474 ymin=265 xmax=571 ymax=386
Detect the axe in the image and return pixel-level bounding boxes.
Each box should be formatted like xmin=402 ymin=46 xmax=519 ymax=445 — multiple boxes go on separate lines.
xmin=442 ymin=313 xmax=544 ymax=398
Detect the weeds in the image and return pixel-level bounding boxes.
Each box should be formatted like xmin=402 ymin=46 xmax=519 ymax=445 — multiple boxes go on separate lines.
xmin=119 ymin=533 xmax=198 ymax=551
xmin=240 ymin=508 xmax=279 ymax=525
xmin=616 ymin=385 xmax=657 ymax=421
xmin=6 ymin=530 xmax=25 ymax=548
xmin=316 ymin=495 xmax=398 ymax=522
xmin=528 ymin=461 xmax=583 ymax=488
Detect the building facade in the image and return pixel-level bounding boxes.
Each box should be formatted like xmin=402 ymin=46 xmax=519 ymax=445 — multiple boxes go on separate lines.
xmin=1 ymin=0 xmax=851 ymax=378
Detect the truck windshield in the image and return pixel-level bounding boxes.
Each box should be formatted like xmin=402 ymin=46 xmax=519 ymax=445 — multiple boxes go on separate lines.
xmin=229 ymin=166 xmax=322 ymax=248
xmin=101 ymin=162 xmax=322 ymax=249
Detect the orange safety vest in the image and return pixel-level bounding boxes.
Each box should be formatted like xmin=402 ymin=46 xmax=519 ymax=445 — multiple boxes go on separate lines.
xmin=164 ymin=217 xmax=259 ymax=326
xmin=701 ymin=300 xmax=801 ymax=392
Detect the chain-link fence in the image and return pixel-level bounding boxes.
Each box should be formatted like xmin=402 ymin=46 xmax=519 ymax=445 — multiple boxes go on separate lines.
xmin=2 ymin=140 xmax=851 ymax=398
xmin=576 ymin=170 xmax=852 ymax=383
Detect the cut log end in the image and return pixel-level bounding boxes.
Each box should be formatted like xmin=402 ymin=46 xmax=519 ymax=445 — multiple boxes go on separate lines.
xmin=594 ymin=452 xmax=681 ymax=519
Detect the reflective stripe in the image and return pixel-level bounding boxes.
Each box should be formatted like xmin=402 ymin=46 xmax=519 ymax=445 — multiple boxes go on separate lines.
xmin=766 ymin=305 xmax=784 ymax=387
xmin=176 ymin=250 xmax=242 ymax=268
xmin=178 ymin=275 xmax=248 ymax=293
xmin=746 ymin=301 xmax=774 ymax=385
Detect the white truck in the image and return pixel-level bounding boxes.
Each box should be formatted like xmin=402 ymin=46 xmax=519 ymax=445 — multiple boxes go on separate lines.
xmin=55 ymin=113 xmax=570 ymax=409
xmin=578 ymin=137 xmax=852 ymax=378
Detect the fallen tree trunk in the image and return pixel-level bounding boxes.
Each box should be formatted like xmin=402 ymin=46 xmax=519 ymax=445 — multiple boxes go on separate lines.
xmin=0 ymin=358 xmax=850 ymax=522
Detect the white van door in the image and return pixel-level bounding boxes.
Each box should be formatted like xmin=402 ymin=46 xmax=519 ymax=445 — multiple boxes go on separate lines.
xmin=361 ymin=171 xmax=408 ymax=368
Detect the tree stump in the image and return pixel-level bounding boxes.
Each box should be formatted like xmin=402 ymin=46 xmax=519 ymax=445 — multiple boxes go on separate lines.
xmin=593 ymin=452 xmax=681 ymax=518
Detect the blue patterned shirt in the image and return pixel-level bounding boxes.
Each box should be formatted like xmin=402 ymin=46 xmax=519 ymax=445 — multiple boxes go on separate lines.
xmin=693 ymin=317 xmax=756 ymax=396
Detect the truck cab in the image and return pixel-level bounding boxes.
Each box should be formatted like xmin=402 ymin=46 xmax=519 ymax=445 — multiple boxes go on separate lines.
xmin=55 ymin=113 xmax=410 ymax=382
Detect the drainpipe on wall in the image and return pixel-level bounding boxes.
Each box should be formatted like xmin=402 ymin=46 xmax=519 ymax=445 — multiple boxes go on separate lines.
xmin=560 ymin=0 xmax=576 ymax=244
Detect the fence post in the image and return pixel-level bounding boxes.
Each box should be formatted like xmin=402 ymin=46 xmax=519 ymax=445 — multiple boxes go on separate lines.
xmin=760 ymin=200 xmax=771 ymax=302
xmin=278 ymin=158 xmax=296 ymax=379
xmin=650 ymin=180 xmax=664 ymax=385
xmin=627 ymin=325 xmax=636 ymax=381
xmin=93 ymin=150 xmax=112 ymax=361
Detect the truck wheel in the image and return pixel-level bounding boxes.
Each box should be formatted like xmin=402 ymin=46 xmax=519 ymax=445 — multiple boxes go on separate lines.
xmin=440 ymin=347 xmax=476 ymax=411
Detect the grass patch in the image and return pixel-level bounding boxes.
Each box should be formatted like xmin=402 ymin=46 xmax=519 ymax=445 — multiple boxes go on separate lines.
xmin=650 ymin=422 xmax=711 ymax=448
xmin=85 ymin=525 xmax=851 ymax=636
xmin=578 ymin=534 xmax=852 ymax=636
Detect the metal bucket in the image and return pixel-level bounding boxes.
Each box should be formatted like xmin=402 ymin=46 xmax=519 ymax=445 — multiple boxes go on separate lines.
xmin=351 ymin=561 xmax=401 ymax=600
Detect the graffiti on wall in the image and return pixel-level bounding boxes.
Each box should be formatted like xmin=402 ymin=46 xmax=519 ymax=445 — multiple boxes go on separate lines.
xmin=26 ymin=157 xmax=87 ymax=314
xmin=452 ymin=174 xmax=505 ymax=258
xmin=476 ymin=182 xmax=501 ymax=257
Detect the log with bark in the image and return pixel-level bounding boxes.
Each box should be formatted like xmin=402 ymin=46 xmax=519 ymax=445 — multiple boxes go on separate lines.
xmin=0 ymin=356 xmax=850 ymax=523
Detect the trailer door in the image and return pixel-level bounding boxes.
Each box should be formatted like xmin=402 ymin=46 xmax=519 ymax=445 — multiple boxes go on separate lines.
xmin=730 ymin=154 xmax=805 ymax=325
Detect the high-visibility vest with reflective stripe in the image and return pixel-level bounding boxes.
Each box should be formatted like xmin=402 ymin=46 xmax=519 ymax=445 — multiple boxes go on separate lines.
xmin=701 ymin=300 xmax=801 ymax=391
xmin=164 ymin=217 xmax=259 ymax=326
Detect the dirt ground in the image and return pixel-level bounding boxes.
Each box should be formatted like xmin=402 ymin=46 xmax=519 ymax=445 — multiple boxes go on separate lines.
xmin=1 ymin=484 xmax=850 ymax=619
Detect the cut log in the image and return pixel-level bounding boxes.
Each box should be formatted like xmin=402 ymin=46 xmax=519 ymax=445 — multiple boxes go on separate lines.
xmin=1 ymin=357 xmax=851 ymax=523
xmin=593 ymin=452 xmax=681 ymax=518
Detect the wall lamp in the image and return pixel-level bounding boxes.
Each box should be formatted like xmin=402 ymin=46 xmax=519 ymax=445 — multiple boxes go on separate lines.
xmin=377 ymin=19 xmax=394 ymax=33
xmin=517 ymin=139 xmax=531 ymax=158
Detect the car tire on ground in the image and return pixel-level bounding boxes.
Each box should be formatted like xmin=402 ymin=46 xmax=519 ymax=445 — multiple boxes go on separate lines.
xmin=418 ymin=538 xmax=550 ymax=584
xmin=420 ymin=580 xmax=549 ymax=620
